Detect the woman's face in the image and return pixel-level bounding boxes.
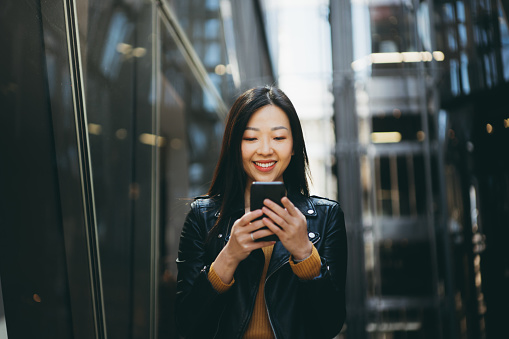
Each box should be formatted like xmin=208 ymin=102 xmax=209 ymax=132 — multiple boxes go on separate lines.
xmin=241 ymin=105 xmax=294 ymax=187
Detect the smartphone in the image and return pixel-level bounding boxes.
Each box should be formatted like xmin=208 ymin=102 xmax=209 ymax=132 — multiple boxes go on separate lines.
xmin=250 ymin=181 xmax=286 ymax=242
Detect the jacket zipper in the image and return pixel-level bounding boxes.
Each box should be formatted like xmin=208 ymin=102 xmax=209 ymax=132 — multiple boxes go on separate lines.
xmin=264 ymin=259 xmax=289 ymax=339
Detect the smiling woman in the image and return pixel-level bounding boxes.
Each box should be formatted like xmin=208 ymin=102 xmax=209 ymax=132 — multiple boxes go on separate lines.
xmin=175 ymin=86 xmax=347 ymax=339
xmin=241 ymin=105 xmax=294 ymax=190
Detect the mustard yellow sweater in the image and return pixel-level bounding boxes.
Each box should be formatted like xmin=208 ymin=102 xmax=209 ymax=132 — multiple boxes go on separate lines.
xmin=208 ymin=245 xmax=321 ymax=338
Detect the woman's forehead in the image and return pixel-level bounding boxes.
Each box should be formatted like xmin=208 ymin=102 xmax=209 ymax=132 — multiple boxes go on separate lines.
xmin=245 ymin=105 xmax=290 ymax=128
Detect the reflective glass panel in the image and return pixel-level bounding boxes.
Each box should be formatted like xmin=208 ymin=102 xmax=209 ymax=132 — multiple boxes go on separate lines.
xmin=369 ymin=3 xmax=424 ymax=72
xmin=77 ymin=0 xmax=228 ymax=337
xmin=156 ymin=8 xmax=225 ymax=338
xmin=81 ymin=0 xmax=156 ymax=336
xmin=78 ymin=0 xmax=227 ymax=335
xmin=163 ymin=0 xmax=235 ymax=105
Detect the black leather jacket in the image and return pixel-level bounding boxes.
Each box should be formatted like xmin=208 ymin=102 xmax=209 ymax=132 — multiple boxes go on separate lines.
xmin=175 ymin=193 xmax=347 ymax=339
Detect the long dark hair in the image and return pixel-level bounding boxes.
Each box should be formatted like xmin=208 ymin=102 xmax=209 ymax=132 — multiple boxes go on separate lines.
xmin=207 ymin=85 xmax=310 ymax=237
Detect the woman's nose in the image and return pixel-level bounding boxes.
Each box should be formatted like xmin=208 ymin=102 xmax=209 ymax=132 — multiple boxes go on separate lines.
xmin=257 ymin=138 xmax=273 ymax=155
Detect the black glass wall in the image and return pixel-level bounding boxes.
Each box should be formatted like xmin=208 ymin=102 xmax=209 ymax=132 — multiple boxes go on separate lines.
xmin=78 ymin=0 xmax=229 ymax=338
xmin=0 ymin=1 xmax=105 ymax=338
xmin=1 ymin=0 xmax=273 ymax=338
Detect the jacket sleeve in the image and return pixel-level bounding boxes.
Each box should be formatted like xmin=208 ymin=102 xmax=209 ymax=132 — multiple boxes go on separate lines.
xmin=175 ymin=204 xmax=230 ymax=338
xmin=298 ymin=203 xmax=347 ymax=338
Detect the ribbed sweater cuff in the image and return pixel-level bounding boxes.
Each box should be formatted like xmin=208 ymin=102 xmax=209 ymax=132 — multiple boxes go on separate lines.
xmin=208 ymin=262 xmax=235 ymax=293
xmin=289 ymin=245 xmax=321 ymax=280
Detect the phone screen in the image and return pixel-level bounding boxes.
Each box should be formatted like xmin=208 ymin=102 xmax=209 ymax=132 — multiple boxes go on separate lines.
xmin=250 ymin=181 xmax=285 ymax=241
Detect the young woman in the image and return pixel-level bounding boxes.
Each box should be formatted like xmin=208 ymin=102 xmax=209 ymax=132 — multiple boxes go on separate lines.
xmin=176 ymin=86 xmax=347 ymax=339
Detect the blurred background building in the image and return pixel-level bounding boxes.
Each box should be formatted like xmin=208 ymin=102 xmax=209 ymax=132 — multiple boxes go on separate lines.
xmin=1 ymin=0 xmax=508 ymax=338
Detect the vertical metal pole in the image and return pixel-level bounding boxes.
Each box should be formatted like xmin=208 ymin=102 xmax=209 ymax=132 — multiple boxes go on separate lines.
xmin=61 ymin=0 xmax=107 ymax=337
xmin=150 ymin=3 xmax=161 ymax=338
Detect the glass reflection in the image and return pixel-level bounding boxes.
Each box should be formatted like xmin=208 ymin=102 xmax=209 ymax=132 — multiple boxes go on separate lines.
xmin=165 ymin=0 xmax=235 ymax=105
xmin=368 ymin=3 xmax=425 ymax=72
xmin=78 ymin=0 xmax=226 ymax=337
xmin=157 ymin=9 xmax=224 ymax=338
xmin=436 ymin=0 xmax=509 ymax=97
xmin=86 ymin=2 xmax=151 ymax=336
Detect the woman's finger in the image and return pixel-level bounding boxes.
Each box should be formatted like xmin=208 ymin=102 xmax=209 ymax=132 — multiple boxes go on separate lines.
xmin=263 ymin=199 xmax=292 ymax=223
xmin=251 ymin=227 xmax=276 ymax=241
xmin=238 ymin=209 xmax=264 ymax=225
xmin=262 ymin=217 xmax=284 ymax=237
xmin=261 ymin=206 xmax=287 ymax=229
xmin=263 ymin=198 xmax=286 ymax=215
xmin=280 ymin=197 xmax=301 ymax=217
xmin=242 ymin=219 xmax=268 ymax=233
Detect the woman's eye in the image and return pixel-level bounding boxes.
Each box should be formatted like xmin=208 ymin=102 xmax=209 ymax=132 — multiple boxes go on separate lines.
xmin=274 ymin=137 xmax=286 ymax=141
xmin=243 ymin=137 xmax=257 ymax=141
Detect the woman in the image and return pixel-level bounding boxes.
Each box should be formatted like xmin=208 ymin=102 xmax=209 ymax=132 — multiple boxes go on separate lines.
xmin=176 ymin=86 xmax=347 ymax=339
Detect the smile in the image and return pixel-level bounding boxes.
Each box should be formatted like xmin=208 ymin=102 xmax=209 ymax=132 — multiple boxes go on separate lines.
xmin=255 ymin=161 xmax=276 ymax=168
xmin=253 ymin=161 xmax=277 ymax=171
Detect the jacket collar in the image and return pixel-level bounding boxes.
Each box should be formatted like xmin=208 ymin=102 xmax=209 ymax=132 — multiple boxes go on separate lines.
xmin=287 ymin=192 xmax=317 ymax=217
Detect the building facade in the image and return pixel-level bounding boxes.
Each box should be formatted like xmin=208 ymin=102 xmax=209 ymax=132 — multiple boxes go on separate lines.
xmin=331 ymin=0 xmax=509 ymax=338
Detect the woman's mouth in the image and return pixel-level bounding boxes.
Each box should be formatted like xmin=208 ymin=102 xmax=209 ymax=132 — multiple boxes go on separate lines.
xmin=253 ymin=161 xmax=276 ymax=172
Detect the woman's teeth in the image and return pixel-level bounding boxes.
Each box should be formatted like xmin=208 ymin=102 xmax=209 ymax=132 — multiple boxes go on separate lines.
xmin=255 ymin=161 xmax=275 ymax=168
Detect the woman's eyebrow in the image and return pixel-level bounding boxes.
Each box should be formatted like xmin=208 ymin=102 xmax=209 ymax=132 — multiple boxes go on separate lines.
xmin=245 ymin=126 xmax=288 ymax=131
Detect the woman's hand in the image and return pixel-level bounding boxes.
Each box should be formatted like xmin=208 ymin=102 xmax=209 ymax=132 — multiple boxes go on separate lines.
xmin=212 ymin=209 xmax=276 ymax=284
xmin=262 ymin=197 xmax=313 ymax=261
xmin=223 ymin=209 xmax=277 ymax=262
